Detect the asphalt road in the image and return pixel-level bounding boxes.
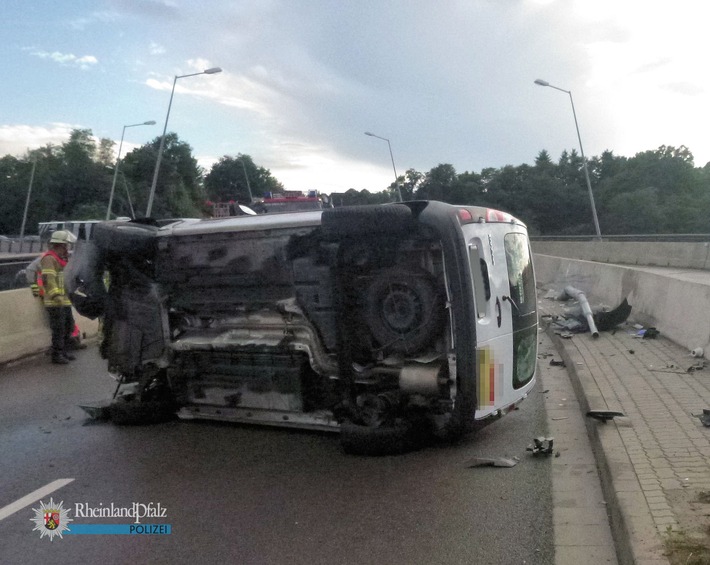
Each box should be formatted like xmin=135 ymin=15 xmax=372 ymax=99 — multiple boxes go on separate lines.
xmin=0 ymin=345 xmax=554 ymax=565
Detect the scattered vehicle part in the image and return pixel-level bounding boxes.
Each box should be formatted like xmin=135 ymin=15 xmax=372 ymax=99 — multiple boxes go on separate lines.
xmin=564 ymin=286 xmax=599 ymax=338
xmin=549 ymin=359 xmax=565 ymax=367
xmin=466 ymin=456 xmax=519 ymax=468
xmin=691 ymin=348 xmax=704 ymax=358
xmin=526 ymin=437 xmax=554 ymax=456
xmin=78 ymin=401 xmax=112 ymax=421
xmin=593 ymin=298 xmax=632 ymax=331
xmin=693 ymin=410 xmax=710 ymax=427
xmin=586 ymin=410 xmax=625 ymax=423
xmin=69 ymin=201 xmax=538 ymax=454
xmin=642 ymin=327 xmax=660 ymax=339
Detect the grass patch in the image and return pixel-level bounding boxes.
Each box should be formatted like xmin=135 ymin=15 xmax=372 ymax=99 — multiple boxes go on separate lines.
xmin=664 ymin=527 xmax=710 ymax=565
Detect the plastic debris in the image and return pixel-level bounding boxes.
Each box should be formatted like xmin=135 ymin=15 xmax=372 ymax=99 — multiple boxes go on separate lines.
xmin=691 ymin=348 xmax=704 ymax=358
xmin=594 ymin=298 xmax=632 ymax=332
xmin=693 ymin=410 xmax=710 ymax=427
xmin=641 ymin=327 xmax=660 ymax=339
xmin=586 ymin=410 xmax=625 ymax=423
xmin=466 ymin=457 xmax=519 ymax=468
xmin=526 ymin=437 xmax=554 ymax=456
xmin=78 ymin=401 xmax=112 ymax=420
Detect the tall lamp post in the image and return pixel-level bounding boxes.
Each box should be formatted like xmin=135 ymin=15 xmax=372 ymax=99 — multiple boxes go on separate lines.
xmin=534 ymin=79 xmax=602 ymax=238
xmin=365 ymin=131 xmax=403 ymax=202
xmin=107 ymin=120 xmax=155 ymax=220
xmin=146 ymin=66 xmax=222 ymax=217
xmin=19 ymin=158 xmax=36 ymax=243
xmin=236 ymin=158 xmax=253 ymax=202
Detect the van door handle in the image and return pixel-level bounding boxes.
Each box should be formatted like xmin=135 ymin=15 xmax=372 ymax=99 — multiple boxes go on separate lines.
xmin=495 ymin=297 xmax=502 ymax=327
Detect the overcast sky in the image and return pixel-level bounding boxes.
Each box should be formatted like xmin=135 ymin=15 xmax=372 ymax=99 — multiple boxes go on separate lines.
xmin=2 ymin=0 xmax=709 ymax=193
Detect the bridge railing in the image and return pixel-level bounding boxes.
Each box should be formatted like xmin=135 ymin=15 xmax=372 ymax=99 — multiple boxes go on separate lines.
xmin=531 ymin=236 xmax=710 ymax=271
xmin=0 ymin=238 xmax=45 ymax=254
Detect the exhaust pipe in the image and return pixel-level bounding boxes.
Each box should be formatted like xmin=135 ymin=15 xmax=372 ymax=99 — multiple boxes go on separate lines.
xmin=564 ymin=286 xmax=599 ymax=338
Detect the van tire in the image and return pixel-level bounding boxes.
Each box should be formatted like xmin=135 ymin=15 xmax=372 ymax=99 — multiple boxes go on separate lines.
xmin=321 ymin=204 xmax=412 ymax=237
xmin=93 ymin=222 xmax=158 ymax=255
xmin=340 ymin=419 xmax=418 ymax=456
xmin=364 ymin=267 xmax=445 ymax=353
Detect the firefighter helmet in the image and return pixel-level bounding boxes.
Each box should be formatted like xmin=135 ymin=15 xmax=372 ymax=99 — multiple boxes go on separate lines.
xmin=49 ymin=230 xmax=78 ymax=244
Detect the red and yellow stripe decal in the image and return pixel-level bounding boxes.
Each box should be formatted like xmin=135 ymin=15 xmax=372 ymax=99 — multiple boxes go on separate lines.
xmin=477 ymin=347 xmax=504 ymax=408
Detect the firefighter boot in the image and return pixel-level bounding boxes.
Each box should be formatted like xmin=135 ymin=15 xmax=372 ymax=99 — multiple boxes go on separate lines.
xmin=51 ymin=354 xmax=70 ymax=365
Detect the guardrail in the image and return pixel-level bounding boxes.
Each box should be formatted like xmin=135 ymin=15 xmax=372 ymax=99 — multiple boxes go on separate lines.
xmin=531 ymin=234 xmax=710 ymax=242
xmin=0 ymin=238 xmax=45 ymax=254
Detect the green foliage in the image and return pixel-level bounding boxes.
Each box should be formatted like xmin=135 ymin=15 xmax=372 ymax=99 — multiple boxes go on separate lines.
xmin=1 ymin=126 xmax=709 ymax=237
xmin=204 ymin=154 xmax=282 ymax=204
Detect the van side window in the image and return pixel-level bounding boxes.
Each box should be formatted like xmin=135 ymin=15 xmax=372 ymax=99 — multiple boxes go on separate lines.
xmin=468 ymin=241 xmax=491 ymax=318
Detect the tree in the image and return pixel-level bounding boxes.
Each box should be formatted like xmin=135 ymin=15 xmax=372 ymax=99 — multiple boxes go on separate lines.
xmin=204 ymin=154 xmax=282 ymax=204
xmin=414 ymin=164 xmax=458 ymax=202
xmin=121 ymin=133 xmax=204 ymax=219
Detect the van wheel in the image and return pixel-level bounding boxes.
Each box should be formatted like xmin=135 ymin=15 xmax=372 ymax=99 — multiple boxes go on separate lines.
xmin=321 ymin=204 xmax=412 ymax=237
xmin=93 ymin=222 xmax=158 ymax=255
xmin=364 ymin=267 xmax=445 ymax=354
xmin=340 ymin=419 xmax=419 ymax=456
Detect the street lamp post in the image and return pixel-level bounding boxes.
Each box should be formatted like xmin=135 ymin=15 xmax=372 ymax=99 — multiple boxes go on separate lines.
xmin=365 ymin=131 xmax=403 ymax=202
xmin=146 ymin=66 xmax=222 ymax=217
xmin=19 ymin=158 xmax=37 ymax=243
xmin=237 ymin=158 xmax=253 ymax=202
xmin=107 ymin=120 xmax=156 ymax=220
xmin=534 ymin=79 xmax=602 ymax=238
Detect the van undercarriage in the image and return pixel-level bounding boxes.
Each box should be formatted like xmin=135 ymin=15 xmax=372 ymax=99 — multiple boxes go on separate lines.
xmin=71 ymin=202 xmax=521 ymax=454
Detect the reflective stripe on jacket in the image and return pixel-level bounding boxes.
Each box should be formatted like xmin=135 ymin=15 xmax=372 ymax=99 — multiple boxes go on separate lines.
xmin=39 ymin=251 xmax=72 ymax=307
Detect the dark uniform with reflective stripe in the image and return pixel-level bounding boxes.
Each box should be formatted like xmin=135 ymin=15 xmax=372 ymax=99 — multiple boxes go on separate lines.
xmin=40 ymin=250 xmax=74 ymax=363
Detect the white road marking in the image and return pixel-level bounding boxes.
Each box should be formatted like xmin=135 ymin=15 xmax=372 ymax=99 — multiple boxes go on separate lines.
xmin=0 ymin=478 xmax=75 ymax=521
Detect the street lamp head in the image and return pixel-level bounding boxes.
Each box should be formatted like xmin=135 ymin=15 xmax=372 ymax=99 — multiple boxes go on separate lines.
xmin=534 ymin=79 xmax=550 ymax=87
xmin=364 ymin=132 xmax=374 ymax=136
xmin=144 ymin=120 xmax=157 ymax=125
xmin=204 ymin=67 xmax=222 ymax=74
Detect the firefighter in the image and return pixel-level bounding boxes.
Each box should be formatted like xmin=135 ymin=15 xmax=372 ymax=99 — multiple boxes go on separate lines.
xmin=28 ymin=249 xmax=86 ymax=350
xmin=40 ymin=230 xmax=78 ymax=364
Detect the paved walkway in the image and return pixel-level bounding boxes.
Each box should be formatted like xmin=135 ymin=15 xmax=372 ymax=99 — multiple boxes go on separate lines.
xmin=540 ymin=292 xmax=710 ymax=565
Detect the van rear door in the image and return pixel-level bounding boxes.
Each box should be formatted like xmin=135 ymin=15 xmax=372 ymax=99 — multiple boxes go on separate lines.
xmin=465 ymin=223 xmax=537 ymax=419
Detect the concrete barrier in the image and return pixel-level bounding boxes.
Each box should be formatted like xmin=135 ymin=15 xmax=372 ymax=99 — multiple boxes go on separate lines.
xmin=0 ymin=288 xmax=99 ymax=365
xmin=534 ymin=253 xmax=710 ymax=355
xmin=532 ymin=240 xmax=710 ymax=270
xmin=3 ymin=251 xmax=708 ymax=365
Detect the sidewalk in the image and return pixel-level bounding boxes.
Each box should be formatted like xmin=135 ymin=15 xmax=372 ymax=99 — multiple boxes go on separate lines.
xmin=540 ymin=292 xmax=710 ymax=565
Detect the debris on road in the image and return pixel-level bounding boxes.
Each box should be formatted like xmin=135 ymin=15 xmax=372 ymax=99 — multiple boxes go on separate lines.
xmin=544 ymin=285 xmax=632 ymax=337
xmin=526 ymin=437 xmax=554 ymax=456
xmin=549 ymin=359 xmax=566 ymax=367
xmin=692 ymin=410 xmax=710 ymax=427
xmin=466 ymin=456 xmax=520 ymax=468
xmin=634 ymin=327 xmax=660 ymax=339
xmin=586 ymin=410 xmax=625 ymax=423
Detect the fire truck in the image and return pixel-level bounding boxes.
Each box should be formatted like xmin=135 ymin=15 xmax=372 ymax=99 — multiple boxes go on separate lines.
xmin=252 ymin=190 xmax=327 ymax=214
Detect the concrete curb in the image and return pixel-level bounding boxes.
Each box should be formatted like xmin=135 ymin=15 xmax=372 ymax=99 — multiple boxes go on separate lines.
xmin=545 ymin=323 xmax=670 ymax=565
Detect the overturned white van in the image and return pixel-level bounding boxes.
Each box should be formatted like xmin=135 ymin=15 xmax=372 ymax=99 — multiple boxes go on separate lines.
xmin=70 ymin=201 xmax=537 ymax=454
